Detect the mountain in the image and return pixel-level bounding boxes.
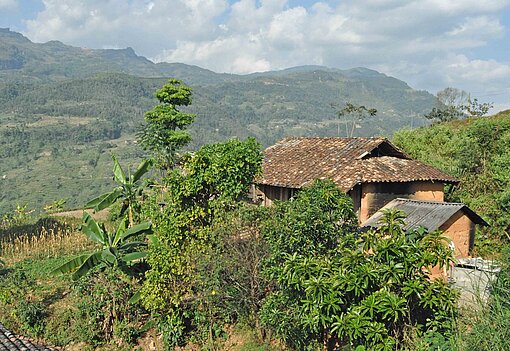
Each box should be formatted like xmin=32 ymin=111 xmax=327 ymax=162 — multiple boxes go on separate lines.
xmin=0 ymin=28 xmax=438 ymax=214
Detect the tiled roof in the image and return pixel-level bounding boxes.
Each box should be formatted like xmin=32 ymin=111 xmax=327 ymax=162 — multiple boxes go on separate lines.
xmin=361 ymin=198 xmax=488 ymax=231
xmin=0 ymin=324 xmax=55 ymax=351
xmin=257 ymin=137 xmax=458 ymax=191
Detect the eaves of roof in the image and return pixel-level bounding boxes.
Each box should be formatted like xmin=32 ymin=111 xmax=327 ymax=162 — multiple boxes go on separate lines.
xmin=256 ymin=137 xmax=459 ymax=192
xmin=0 ymin=323 xmax=55 ymax=351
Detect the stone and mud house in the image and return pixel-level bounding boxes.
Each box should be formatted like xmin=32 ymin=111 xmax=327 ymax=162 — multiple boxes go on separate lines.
xmin=253 ymin=137 xmax=488 ymax=261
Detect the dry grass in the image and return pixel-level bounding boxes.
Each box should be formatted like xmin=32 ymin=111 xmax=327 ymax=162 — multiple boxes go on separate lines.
xmin=0 ymin=222 xmax=95 ymax=265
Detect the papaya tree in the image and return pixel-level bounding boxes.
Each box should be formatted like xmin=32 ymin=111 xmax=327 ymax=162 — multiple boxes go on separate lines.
xmin=86 ymin=155 xmax=152 ymax=227
xmin=52 ymin=212 xmax=152 ymax=280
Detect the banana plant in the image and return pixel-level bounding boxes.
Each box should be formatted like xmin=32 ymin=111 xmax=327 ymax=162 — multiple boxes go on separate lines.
xmin=52 ymin=212 xmax=152 ymax=280
xmin=86 ymin=155 xmax=152 ymax=227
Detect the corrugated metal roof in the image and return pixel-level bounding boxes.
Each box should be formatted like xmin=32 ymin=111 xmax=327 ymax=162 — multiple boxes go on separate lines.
xmin=361 ymin=198 xmax=489 ymax=231
xmin=256 ymin=137 xmax=459 ymax=191
xmin=0 ymin=323 xmax=55 ymax=350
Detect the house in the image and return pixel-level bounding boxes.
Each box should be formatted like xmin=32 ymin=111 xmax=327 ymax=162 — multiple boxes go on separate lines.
xmin=254 ymin=137 xmax=487 ymax=259
xmin=255 ymin=137 xmax=458 ymax=220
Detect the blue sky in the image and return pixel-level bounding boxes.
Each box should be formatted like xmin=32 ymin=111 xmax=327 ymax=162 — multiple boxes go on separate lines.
xmin=2 ymin=0 xmax=510 ymax=111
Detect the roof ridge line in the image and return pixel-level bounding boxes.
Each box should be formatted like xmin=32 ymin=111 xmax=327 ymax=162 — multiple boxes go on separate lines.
xmin=394 ymin=198 xmax=465 ymax=206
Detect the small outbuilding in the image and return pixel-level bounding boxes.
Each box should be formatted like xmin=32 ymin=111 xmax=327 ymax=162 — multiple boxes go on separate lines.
xmin=361 ymin=198 xmax=489 ymax=258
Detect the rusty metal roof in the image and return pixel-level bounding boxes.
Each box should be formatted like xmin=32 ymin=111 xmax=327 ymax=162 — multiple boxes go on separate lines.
xmin=0 ymin=324 xmax=55 ymax=351
xmin=257 ymin=137 xmax=458 ymax=191
xmin=361 ymin=198 xmax=489 ymax=231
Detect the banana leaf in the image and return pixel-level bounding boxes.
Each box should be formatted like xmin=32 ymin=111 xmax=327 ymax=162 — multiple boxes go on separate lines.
xmin=81 ymin=212 xmax=105 ymax=244
xmin=72 ymin=252 xmax=103 ymax=280
xmin=112 ymin=154 xmax=127 ymax=185
xmin=122 ymin=251 xmax=147 ymax=263
xmin=132 ymin=158 xmax=153 ymax=183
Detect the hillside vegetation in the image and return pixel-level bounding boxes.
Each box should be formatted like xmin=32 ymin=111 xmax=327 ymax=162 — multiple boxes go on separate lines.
xmin=0 ymin=28 xmax=438 ymax=214
xmin=394 ymin=110 xmax=510 ymax=247
xmin=2 ymin=79 xmax=509 ymax=351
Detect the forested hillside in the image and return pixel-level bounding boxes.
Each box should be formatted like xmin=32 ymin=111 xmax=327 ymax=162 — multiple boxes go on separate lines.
xmin=394 ymin=110 xmax=510 ymax=248
xmin=0 ymin=28 xmax=438 ymax=213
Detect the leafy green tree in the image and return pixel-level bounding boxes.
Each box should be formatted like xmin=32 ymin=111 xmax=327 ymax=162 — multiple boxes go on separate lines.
xmin=140 ymin=138 xmax=262 ymax=322
xmin=337 ymin=102 xmax=377 ymax=137
xmin=52 ymin=212 xmax=152 ymax=280
xmin=137 ymin=79 xmax=196 ymax=169
xmin=86 ymin=155 xmax=152 ymax=227
xmin=463 ymin=97 xmax=493 ymax=118
xmin=138 ymin=138 xmax=262 ymax=349
xmin=425 ymin=87 xmax=493 ymax=123
xmin=424 ymin=105 xmax=464 ymax=123
xmin=259 ymin=181 xmax=457 ymax=351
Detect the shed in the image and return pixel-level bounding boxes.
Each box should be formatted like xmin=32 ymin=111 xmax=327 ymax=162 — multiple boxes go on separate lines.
xmin=361 ymin=198 xmax=489 ymax=258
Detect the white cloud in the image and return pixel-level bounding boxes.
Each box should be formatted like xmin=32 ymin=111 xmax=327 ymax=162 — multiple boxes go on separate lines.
xmin=21 ymin=0 xmax=510 ymax=110
xmin=24 ymin=0 xmax=228 ymax=56
xmin=0 ymin=0 xmax=17 ymax=10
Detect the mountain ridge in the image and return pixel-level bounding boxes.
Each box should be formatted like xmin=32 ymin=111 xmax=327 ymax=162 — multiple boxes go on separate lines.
xmin=0 ymin=28 xmax=439 ymax=213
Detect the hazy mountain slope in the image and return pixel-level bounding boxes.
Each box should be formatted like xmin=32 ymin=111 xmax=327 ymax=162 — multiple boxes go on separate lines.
xmin=0 ymin=28 xmax=438 ymax=214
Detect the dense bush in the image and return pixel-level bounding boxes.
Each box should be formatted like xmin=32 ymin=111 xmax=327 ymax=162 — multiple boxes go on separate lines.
xmin=393 ymin=111 xmax=510 ymax=245
xmin=140 ymin=137 xmax=263 ymax=348
xmin=259 ymin=180 xmax=458 ymax=351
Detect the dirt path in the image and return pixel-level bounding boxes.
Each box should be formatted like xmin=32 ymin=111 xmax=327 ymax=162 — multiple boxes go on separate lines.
xmin=50 ymin=208 xmax=110 ymax=221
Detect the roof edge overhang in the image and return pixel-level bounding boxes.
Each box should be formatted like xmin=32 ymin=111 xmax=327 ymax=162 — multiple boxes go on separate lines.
xmin=360 ymin=178 xmax=460 ymax=185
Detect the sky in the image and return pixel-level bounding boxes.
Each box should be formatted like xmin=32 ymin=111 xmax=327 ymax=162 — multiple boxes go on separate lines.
xmin=1 ymin=0 xmax=510 ymax=111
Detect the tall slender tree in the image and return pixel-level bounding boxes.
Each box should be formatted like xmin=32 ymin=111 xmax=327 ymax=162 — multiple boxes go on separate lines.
xmin=337 ymin=102 xmax=377 ymax=137
xmin=138 ymin=79 xmax=196 ymax=170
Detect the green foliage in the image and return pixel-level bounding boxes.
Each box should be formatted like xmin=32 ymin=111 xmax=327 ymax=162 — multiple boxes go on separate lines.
xmin=461 ymin=245 xmax=510 ymax=350
xmin=424 ymin=105 xmax=464 ymax=123
xmin=259 ymin=183 xmax=457 ymax=351
xmin=138 ymin=79 xmax=196 ymax=169
xmin=263 ymin=179 xmax=358 ymax=259
xmin=13 ymin=300 xmax=47 ymax=337
xmin=1 ymin=204 xmax=34 ymax=230
xmin=52 ymin=212 xmax=151 ymax=280
xmin=393 ymin=111 xmax=510 ymax=242
xmin=424 ymin=87 xmax=492 ymax=123
xmin=192 ymin=203 xmax=271 ymax=338
xmin=43 ymin=198 xmax=66 ymax=214
xmin=140 ymin=138 xmax=262 ymax=346
xmin=70 ymin=268 xmax=147 ymax=347
xmin=86 ymin=155 xmax=152 ymax=226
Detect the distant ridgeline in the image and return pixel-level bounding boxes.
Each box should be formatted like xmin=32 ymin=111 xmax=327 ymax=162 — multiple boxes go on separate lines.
xmin=0 ymin=28 xmax=437 ymax=214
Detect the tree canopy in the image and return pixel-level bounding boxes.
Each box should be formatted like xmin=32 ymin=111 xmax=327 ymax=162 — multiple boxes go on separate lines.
xmin=137 ymin=79 xmax=196 ymax=169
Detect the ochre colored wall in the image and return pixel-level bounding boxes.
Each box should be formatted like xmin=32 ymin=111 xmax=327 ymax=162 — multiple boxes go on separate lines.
xmin=359 ymin=181 xmax=444 ymax=222
xmin=424 ymin=211 xmax=474 ymax=281
xmin=439 ymin=210 xmax=474 ymax=258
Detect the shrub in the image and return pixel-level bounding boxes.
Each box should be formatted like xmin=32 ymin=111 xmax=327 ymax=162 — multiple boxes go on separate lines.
xmin=259 ymin=180 xmax=458 ymax=351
